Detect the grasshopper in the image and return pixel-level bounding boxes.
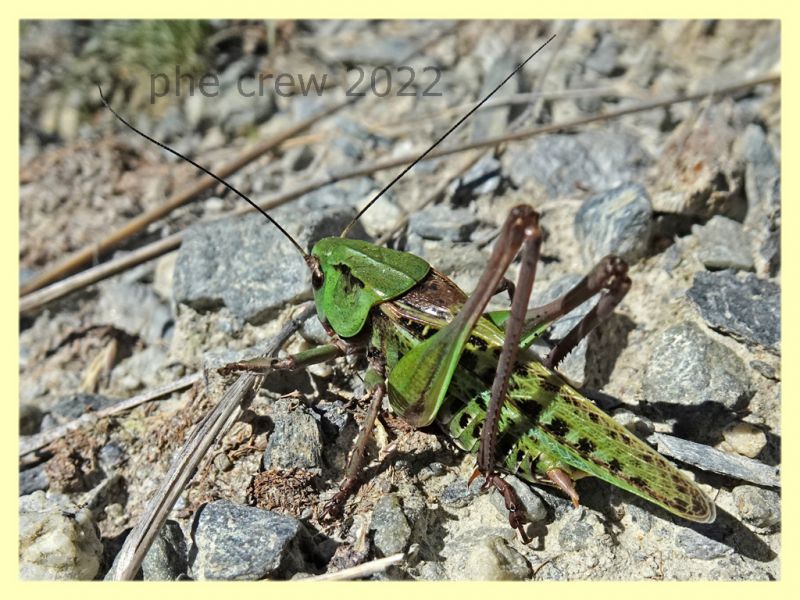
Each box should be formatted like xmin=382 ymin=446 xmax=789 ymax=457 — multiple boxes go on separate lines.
xmin=102 ymin=35 xmax=715 ymax=544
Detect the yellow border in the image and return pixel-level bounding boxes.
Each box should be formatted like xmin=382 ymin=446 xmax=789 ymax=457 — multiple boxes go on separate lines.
xmin=4 ymin=3 xmax=793 ymax=598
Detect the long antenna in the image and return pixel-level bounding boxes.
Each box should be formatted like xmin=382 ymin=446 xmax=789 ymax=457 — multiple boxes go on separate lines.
xmin=340 ymin=34 xmax=556 ymax=239
xmin=97 ymin=85 xmax=309 ymax=259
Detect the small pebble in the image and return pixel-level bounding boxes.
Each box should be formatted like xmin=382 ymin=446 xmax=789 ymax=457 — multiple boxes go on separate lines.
xmin=721 ymin=422 xmax=767 ymax=458
xmin=732 ymin=485 xmax=781 ymax=530
xmin=262 ymin=398 xmax=323 ymax=471
xmin=446 ymin=535 xmax=531 ymax=580
xmin=691 ymin=215 xmax=754 ymax=271
xmin=369 ymin=494 xmax=412 ymax=556
xmin=19 ymin=491 xmax=103 ymax=580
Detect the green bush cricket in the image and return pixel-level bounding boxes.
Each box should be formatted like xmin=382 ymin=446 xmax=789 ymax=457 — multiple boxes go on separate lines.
xmin=101 ymin=33 xmax=715 ymax=544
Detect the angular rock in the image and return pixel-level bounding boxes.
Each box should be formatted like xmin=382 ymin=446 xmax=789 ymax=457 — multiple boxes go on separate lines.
xmin=98 ymin=441 xmax=127 ymax=471
xmin=732 ymin=485 xmax=781 ymax=530
xmin=675 ymin=528 xmax=733 ymax=560
xmin=691 ymin=215 xmax=754 ymax=271
xmin=262 ymin=399 xmax=323 ymax=471
xmin=650 ymin=433 xmax=779 ymax=488
xmin=644 ymin=322 xmax=751 ymax=411
xmin=441 ymin=476 xmax=484 ymax=509
xmin=445 ymin=535 xmax=531 ymax=580
xmin=174 ymin=194 xmax=367 ymax=324
xmin=505 ymin=129 xmax=650 ymax=199
xmin=650 ymin=106 xmax=743 ymax=220
xmin=369 ymin=494 xmax=412 ymax=556
xmin=574 ymin=182 xmax=653 ymax=266
xmin=316 ymin=35 xmax=418 ymax=65
xmin=451 ymin=155 xmax=502 ymax=198
xmin=141 ymin=520 xmax=188 ymax=580
xmin=469 ymin=53 xmax=516 ymax=142
xmin=190 ymin=499 xmax=310 ymax=580
xmin=19 ymin=463 xmax=50 ymax=496
xmin=19 ymin=491 xmax=103 ymax=580
xmin=741 ymin=125 xmax=780 ymax=276
xmin=408 ymin=204 xmax=479 ymax=242
xmin=586 ymin=34 xmax=621 ymax=76
xmin=612 ymin=409 xmax=655 ymax=439
xmin=46 ymin=393 xmax=120 ymax=426
xmin=688 ymin=270 xmax=780 ymax=351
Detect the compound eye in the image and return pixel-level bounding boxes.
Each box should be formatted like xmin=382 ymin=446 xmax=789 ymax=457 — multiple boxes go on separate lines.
xmin=311 ymin=269 xmax=324 ymax=289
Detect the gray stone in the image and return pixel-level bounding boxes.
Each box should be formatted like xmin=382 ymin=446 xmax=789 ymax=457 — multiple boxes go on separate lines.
xmin=19 ymin=463 xmax=50 ymax=496
xmin=452 ymin=155 xmax=502 ymax=197
xmin=98 ymin=281 xmax=172 ymax=345
xmin=643 ymin=322 xmax=751 ymax=411
xmin=750 ymin=360 xmax=778 ymax=380
xmin=651 ymin=433 xmax=780 ymax=488
xmin=741 ymin=125 xmax=780 ymax=276
xmin=417 ymin=462 xmax=446 ymax=482
xmin=675 ymin=528 xmax=733 ymax=560
xmin=299 ymin=315 xmax=330 ymax=346
xmin=445 ymin=535 xmax=531 ymax=580
xmin=612 ymin=409 xmax=655 ymax=439
xmin=574 ymin=182 xmax=653 ymax=266
xmin=98 ymin=441 xmax=126 ymax=470
xmin=408 ymin=205 xmax=479 ymax=242
xmin=505 ymin=129 xmax=650 ymax=199
xmin=469 ymin=54 xmax=516 ymax=142
xmin=174 ymin=195 xmax=367 ymax=324
xmin=369 ymin=494 xmax=412 ymax=556
xmin=19 ymin=491 xmax=103 ymax=580
xmin=586 ymin=35 xmax=620 ymax=76
xmin=691 ymin=216 xmax=754 ymax=271
xmin=47 ymin=393 xmax=120 ymax=425
xmin=141 ymin=520 xmax=188 ymax=580
xmin=557 ymin=509 xmax=608 ymax=552
xmin=688 ymin=270 xmax=780 ymax=351
xmin=262 ymin=398 xmax=323 ymax=471
xmin=732 ymin=485 xmax=781 ymax=530
xmin=316 ymin=36 xmax=418 ymax=65
xmin=441 ymin=476 xmax=484 ymax=508
xmin=190 ymin=499 xmax=310 ymax=580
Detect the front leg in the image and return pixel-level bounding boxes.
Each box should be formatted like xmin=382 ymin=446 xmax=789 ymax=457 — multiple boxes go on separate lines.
xmin=321 ymin=356 xmax=387 ymax=520
xmin=219 ymin=343 xmax=347 ymax=375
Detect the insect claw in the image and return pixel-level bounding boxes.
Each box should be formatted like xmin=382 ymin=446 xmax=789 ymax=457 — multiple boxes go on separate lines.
xmin=468 ymin=467 xmax=482 ymax=487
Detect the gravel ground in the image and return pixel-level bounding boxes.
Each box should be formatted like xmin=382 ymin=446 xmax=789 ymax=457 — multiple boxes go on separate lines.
xmin=19 ymin=20 xmax=780 ymax=580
